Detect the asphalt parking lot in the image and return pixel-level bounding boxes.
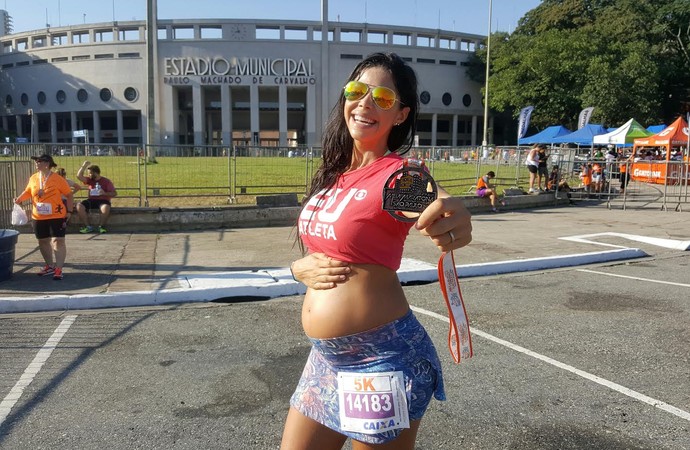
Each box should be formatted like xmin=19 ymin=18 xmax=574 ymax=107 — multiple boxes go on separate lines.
xmin=1 ymin=207 xmax=689 ymax=449
xmin=2 ymin=259 xmax=689 ymax=449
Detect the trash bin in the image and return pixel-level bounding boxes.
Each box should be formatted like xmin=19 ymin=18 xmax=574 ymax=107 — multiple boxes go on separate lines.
xmin=0 ymin=229 xmax=19 ymax=282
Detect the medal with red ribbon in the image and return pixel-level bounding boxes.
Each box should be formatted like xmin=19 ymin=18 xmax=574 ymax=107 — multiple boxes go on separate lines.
xmin=383 ymin=158 xmax=473 ymax=364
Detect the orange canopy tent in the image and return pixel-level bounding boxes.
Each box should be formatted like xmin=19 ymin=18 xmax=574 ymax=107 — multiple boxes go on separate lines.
xmin=633 ymin=115 xmax=689 ymax=158
xmin=631 ymin=116 xmax=689 ymax=184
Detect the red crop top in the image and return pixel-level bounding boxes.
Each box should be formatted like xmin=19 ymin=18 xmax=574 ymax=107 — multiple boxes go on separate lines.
xmin=299 ymin=153 xmax=416 ymax=271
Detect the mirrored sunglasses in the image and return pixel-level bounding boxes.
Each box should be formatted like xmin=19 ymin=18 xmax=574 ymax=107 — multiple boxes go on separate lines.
xmin=343 ymin=80 xmax=402 ymax=110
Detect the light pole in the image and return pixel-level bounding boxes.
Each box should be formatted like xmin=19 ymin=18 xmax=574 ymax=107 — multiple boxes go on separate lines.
xmin=481 ymin=0 xmax=493 ymax=154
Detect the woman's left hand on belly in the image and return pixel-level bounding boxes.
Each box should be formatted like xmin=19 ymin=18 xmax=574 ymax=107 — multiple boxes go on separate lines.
xmin=292 ymin=252 xmax=352 ymax=290
xmin=416 ymin=195 xmax=473 ymax=252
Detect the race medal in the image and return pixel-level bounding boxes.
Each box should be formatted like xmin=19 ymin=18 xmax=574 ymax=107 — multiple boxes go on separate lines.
xmin=338 ymin=371 xmax=409 ymax=435
xmin=382 ymin=159 xmax=437 ymax=222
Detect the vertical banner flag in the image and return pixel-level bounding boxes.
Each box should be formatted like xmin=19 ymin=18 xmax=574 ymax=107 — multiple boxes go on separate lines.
xmin=578 ymin=107 xmax=595 ymax=130
xmin=517 ymin=106 xmax=535 ymax=139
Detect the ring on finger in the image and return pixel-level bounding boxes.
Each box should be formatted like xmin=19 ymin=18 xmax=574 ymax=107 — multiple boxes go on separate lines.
xmin=448 ymin=230 xmax=456 ymax=243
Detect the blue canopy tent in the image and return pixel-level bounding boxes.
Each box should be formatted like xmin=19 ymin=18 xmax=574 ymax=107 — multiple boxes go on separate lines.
xmin=646 ymin=124 xmax=666 ymax=133
xmin=550 ymin=124 xmax=609 ymax=146
xmin=518 ymin=125 xmax=572 ymax=145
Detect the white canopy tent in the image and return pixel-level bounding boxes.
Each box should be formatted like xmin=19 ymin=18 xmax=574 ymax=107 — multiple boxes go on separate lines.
xmin=592 ymin=118 xmax=652 ymax=145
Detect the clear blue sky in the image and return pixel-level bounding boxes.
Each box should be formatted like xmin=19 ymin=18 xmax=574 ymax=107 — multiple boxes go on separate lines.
xmin=4 ymin=0 xmax=541 ymax=36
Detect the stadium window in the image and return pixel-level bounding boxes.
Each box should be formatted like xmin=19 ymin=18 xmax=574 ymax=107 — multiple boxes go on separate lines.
xmin=340 ymin=30 xmax=361 ymax=42
xmin=95 ymin=30 xmax=113 ymax=42
xmin=172 ymin=27 xmax=194 ymax=39
xmin=72 ymin=32 xmax=90 ymax=44
xmin=118 ymin=28 xmax=139 ymax=41
xmin=285 ymin=28 xmax=307 ymax=40
xmin=367 ymin=31 xmax=386 ymax=44
xmin=393 ymin=33 xmax=411 ymax=46
xmin=256 ymin=27 xmax=280 ymax=39
xmin=200 ymin=26 xmax=222 ymax=39
xmin=416 ymin=35 xmax=433 ymax=47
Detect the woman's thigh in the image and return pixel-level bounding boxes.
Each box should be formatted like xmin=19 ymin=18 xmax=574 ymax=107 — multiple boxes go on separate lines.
xmin=281 ymin=407 xmax=347 ymax=450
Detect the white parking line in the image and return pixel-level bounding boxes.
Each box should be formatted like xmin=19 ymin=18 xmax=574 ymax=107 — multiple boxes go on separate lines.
xmin=560 ymin=232 xmax=690 ymax=251
xmin=0 ymin=315 xmax=77 ymax=426
xmin=411 ymin=306 xmax=690 ymax=423
xmin=578 ymin=269 xmax=690 ymax=288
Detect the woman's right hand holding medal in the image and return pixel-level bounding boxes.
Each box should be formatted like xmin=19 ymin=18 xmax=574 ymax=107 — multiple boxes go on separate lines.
xmin=415 ymin=194 xmax=473 ymax=252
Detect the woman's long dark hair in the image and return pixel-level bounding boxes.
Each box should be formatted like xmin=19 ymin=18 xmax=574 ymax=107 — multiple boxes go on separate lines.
xmin=295 ymin=52 xmax=419 ymax=252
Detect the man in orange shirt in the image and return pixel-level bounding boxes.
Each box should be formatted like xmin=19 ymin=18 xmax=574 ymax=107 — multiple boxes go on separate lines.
xmin=579 ymin=163 xmax=593 ymax=192
xmin=14 ymin=154 xmax=74 ymax=280
xmin=476 ymin=170 xmax=501 ymax=212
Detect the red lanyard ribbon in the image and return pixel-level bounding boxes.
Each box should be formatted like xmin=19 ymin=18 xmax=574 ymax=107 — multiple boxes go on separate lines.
xmin=437 ymin=250 xmax=473 ymax=363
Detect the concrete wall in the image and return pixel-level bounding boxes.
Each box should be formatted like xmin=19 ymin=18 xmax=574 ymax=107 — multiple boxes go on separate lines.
xmin=11 ymin=192 xmax=567 ymax=233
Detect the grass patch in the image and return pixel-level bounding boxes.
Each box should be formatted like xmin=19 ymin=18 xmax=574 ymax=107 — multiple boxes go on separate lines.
xmin=51 ymin=155 xmax=537 ymax=207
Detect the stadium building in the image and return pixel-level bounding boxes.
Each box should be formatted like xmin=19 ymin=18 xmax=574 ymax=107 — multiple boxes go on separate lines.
xmin=0 ymin=7 xmax=491 ymax=148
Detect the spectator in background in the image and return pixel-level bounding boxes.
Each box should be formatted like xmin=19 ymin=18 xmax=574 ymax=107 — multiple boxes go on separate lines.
xmin=14 ymin=154 xmax=74 ymax=280
xmin=619 ymin=153 xmax=634 ymax=194
xmin=537 ymin=146 xmax=549 ymax=191
xmin=525 ymin=144 xmax=542 ymax=193
xmin=579 ymin=163 xmax=593 ymax=192
xmin=56 ymin=167 xmax=81 ymax=195
xmin=476 ymin=170 xmax=501 ymax=212
xmin=547 ymin=165 xmax=570 ymax=192
xmin=591 ymin=163 xmax=604 ymax=193
xmin=75 ymin=161 xmax=117 ymax=234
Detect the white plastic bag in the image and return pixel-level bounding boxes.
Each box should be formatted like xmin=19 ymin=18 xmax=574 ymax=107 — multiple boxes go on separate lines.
xmin=11 ymin=204 xmax=28 ymax=226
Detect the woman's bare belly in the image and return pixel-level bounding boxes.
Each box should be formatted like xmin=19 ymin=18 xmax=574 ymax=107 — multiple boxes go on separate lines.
xmin=302 ymin=263 xmax=410 ymax=339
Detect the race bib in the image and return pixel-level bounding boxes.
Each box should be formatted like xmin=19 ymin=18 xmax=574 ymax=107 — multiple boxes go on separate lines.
xmin=35 ymin=202 xmax=53 ymax=216
xmin=338 ymin=371 xmax=409 ymax=435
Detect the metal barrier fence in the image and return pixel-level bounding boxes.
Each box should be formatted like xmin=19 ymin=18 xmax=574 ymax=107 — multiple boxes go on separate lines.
xmin=1 ymin=142 xmax=688 ymax=228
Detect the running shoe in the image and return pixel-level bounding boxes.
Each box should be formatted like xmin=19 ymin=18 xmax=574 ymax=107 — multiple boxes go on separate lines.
xmin=79 ymin=226 xmax=95 ymax=234
xmin=53 ymin=267 xmax=63 ymax=280
xmin=98 ymin=226 xmax=107 ymax=234
xmin=37 ymin=265 xmax=55 ymax=276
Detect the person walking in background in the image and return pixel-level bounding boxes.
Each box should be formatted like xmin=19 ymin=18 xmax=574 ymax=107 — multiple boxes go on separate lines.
xmin=13 ymin=154 xmax=74 ymax=280
xmin=537 ymin=146 xmax=549 ymax=191
xmin=619 ymin=152 xmax=633 ymax=194
xmin=525 ymin=144 xmax=541 ymax=193
xmin=281 ymin=52 xmax=472 ymax=450
xmin=75 ymin=161 xmax=117 ymax=234
xmin=476 ymin=170 xmax=501 ymax=212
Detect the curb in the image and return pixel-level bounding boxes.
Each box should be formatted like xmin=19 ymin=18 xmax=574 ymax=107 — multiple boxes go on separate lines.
xmin=0 ymin=249 xmax=648 ymax=315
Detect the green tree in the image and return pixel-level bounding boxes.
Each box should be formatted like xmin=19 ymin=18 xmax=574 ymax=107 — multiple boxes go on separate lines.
xmin=471 ymin=0 xmax=690 ymax=135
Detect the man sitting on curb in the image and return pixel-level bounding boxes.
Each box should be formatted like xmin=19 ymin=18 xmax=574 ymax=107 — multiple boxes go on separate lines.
xmin=476 ymin=170 xmax=502 ymax=212
xmin=75 ymin=161 xmax=117 ymax=234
